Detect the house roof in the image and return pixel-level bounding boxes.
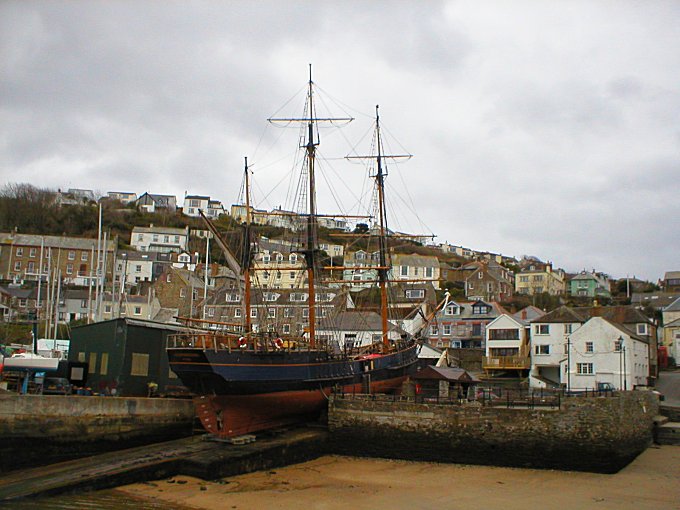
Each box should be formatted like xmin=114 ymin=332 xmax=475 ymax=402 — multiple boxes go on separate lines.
xmin=320 ymin=310 xmax=405 ymax=334
xmin=664 ymin=296 xmax=680 ymax=312
xmin=132 ymin=225 xmax=188 ymax=236
xmin=512 ymin=306 xmax=545 ymax=324
xmin=0 ymin=233 xmax=116 ymax=251
xmin=411 ymin=366 xmax=481 ymax=383
xmin=664 ymin=271 xmax=680 ymax=280
xmin=185 ymin=195 xmax=209 ymax=200
xmin=575 ymin=316 xmax=650 ymax=344
xmin=631 ymin=292 xmax=680 ymax=308
xmin=531 ymin=305 xmax=651 ymax=325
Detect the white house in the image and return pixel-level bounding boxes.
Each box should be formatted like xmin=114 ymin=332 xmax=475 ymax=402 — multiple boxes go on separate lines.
xmin=390 ymin=253 xmax=441 ymax=289
xmin=130 ymin=225 xmax=189 ymax=254
xmin=315 ymin=310 xmax=405 ymax=350
xmin=564 ymin=317 xmax=649 ymax=391
xmin=483 ymin=313 xmax=531 ymax=374
xmin=183 ymin=195 xmax=210 ymax=217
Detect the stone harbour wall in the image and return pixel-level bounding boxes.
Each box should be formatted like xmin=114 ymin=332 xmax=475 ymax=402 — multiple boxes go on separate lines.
xmin=328 ymin=392 xmax=660 ymax=473
xmin=0 ymin=394 xmax=195 ymax=472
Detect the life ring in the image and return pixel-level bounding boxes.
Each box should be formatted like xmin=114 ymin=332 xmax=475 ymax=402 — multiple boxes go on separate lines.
xmin=238 ymin=337 xmax=247 ymax=349
xmin=274 ymin=338 xmax=284 ymax=349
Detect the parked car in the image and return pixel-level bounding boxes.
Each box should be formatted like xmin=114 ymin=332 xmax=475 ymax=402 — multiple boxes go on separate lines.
xmin=42 ymin=377 xmax=73 ymax=395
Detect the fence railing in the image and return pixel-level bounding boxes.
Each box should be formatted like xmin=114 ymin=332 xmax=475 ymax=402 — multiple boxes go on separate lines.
xmin=333 ymin=386 xmax=617 ymax=409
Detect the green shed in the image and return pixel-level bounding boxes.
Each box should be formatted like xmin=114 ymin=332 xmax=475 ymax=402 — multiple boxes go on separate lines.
xmin=69 ymin=318 xmax=194 ymax=397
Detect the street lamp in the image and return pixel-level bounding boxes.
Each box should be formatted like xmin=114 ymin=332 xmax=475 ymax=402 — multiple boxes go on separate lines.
xmin=618 ymin=335 xmax=627 ymax=391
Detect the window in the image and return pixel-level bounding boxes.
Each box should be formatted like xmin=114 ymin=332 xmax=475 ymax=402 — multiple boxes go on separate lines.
xmin=489 ymin=329 xmax=519 ymax=340
xmin=533 ymin=275 xmax=543 ymax=282
xmin=166 ymin=273 xmax=172 ymax=282
xmin=405 ymin=289 xmax=424 ymax=299
xmin=534 ymin=324 xmax=549 ymax=335
xmin=16 ymin=247 xmax=23 ymax=257
xmin=235 ymin=308 xmax=242 ymax=318
xmin=478 ymin=272 xmax=483 ymax=279
xmin=445 ymin=304 xmax=459 ymax=316
xmin=130 ymin=353 xmax=149 ymax=376
xmin=135 ymin=265 xmax=142 ymax=272
xmin=534 ymin=345 xmax=550 ymax=355
xmin=164 ymin=235 xmax=169 ymax=243
xmin=284 ymin=308 xmax=292 ymax=318
xmin=100 ymin=353 xmax=109 ymax=376
xmin=66 ymin=263 xmax=73 ymax=275
xmin=29 ymin=248 xmax=37 ymax=257
xmin=180 ymin=288 xmax=186 ymax=298
xmin=302 ymin=309 xmax=309 ymax=319
xmin=174 ymin=235 xmax=180 ymax=243
xmin=13 ymin=261 xmax=21 ymax=271
xmin=268 ymin=308 xmax=276 ymax=318
xmin=289 ymin=254 xmax=297 ymax=263
xmin=519 ymin=276 xmax=529 ymax=283
xmin=88 ymin=353 xmax=97 ymax=374
xmin=263 ymin=254 xmax=271 ymax=264
xmin=27 ymin=262 xmax=35 ymax=273
xmin=250 ymin=308 xmax=257 ymax=318
xmin=564 ymin=324 xmax=573 ymax=334
xmin=134 ymin=306 xmax=142 ymax=315
xmin=81 ymin=299 xmax=87 ymax=308
xmin=577 ymin=363 xmax=594 ymax=375
xmin=636 ymin=324 xmax=648 ymax=335
xmin=290 ymin=272 xmax=295 ymax=279
xmin=472 ymin=304 xmax=489 ymax=314
xmin=81 ymin=252 xmax=88 ymax=261
xmin=614 ymin=339 xmax=622 ymax=351
xmin=487 ymin=283 xmax=493 ymax=292
xmin=152 ymin=234 xmax=159 ymax=242
xmin=105 ymin=305 xmax=112 ymax=313
xmin=585 ymin=342 xmax=593 ymax=353
xmin=282 ymin=324 xmax=290 ymax=334
xmin=430 ymin=325 xmax=439 ymax=335
xmin=443 ymin=324 xmax=451 ymax=335
xmin=138 ymin=234 xmax=145 ymax=241
xmin=208 ymin=308 xmax=215 ymax=317
xmin=400 ymin=266 xmax=408 ymax=277
xmin=426 ymin=267 xmax=433 ymax=278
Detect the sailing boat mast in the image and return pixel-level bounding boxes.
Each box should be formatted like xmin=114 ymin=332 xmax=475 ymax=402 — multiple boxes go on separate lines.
xmin=374 ymin=106 xmax=391 ymax=350
xmin=243 ymin=156 xmax=253 ymax=336
xmin=269 ymin=65 xmax=353 ymax=349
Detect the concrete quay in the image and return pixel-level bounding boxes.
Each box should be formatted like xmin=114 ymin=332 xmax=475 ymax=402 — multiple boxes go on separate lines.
xmin=0 ymin=427 xmax=328 ymax=503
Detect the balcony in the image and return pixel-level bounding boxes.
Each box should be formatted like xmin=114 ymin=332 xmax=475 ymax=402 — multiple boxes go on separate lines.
xmin=483 ymin=355 xmax=531 ymax=370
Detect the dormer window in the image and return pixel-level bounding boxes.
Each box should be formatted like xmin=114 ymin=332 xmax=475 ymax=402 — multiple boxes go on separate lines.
xmin=472 ymin=303 xmax=489 ymax=314
xmin=289 ymin=254 xmax=298 ymax=263
xmin=445 ymin=304 xmax=459 ymax=316
xmin=405 ymin=289 xmax=424 ymax=299
xmin=636 ymin=323 xmax=648 ymax=335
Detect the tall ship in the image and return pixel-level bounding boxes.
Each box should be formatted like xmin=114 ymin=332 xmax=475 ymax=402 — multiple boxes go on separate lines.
xmin=167 ymin=68 xmax=433 ymax=438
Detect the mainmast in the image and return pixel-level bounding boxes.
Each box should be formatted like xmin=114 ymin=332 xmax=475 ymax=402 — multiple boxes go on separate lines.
xmin=269 ymin=65 xmax=353 ymax=349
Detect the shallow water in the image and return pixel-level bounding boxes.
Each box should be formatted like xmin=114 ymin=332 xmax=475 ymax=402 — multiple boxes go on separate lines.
xmin=0 ymin=490 xmax=187 ymax=510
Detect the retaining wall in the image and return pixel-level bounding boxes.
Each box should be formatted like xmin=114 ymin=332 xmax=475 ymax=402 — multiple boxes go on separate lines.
xmin=328 ymin=392 xmax=660 ymax=473
xmin=0 ymin=394 xmax=195 ymax=472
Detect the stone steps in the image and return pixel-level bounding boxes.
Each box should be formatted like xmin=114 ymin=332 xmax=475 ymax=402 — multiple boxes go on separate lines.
xmin=655 ymin=422 xmax=680 ymax=446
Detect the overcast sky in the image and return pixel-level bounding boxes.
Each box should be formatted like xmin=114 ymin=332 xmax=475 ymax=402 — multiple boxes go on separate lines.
xmin=1 ymin=1 xmax=678 ymax=282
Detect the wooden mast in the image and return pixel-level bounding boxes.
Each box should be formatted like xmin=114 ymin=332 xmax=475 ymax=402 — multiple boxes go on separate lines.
xmin=374 ymin=105 xmax=391 ymax=350
xmin=269 ymin=65 xmax=353 ymax=350
xmin=243 ymin=157 xmax=253 ymax=337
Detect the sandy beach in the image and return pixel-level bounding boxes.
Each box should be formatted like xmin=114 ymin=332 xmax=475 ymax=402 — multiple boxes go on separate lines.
xmin=118 ymin=445 xmax=679 ymax=510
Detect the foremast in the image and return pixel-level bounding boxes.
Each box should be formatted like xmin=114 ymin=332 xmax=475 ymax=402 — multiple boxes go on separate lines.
xmin=243 ymin=157 xmax=253 ymax=335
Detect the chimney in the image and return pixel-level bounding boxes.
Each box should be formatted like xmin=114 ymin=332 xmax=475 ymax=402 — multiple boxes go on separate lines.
xmin=521 ymin=309 xmax=527 ymax=320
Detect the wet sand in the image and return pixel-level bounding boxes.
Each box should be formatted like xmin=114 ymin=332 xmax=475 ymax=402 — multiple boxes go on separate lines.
xmin=118 ymin=445 xmax=680 ymax=510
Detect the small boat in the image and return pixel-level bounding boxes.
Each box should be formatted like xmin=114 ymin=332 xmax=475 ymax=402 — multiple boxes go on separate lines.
xmin=3 ymin=352 xmax=60 ymax=371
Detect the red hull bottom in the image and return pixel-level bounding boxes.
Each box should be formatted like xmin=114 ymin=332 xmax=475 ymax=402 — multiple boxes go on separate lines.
xmin=195 ymin=376 xmax=408 ymax=438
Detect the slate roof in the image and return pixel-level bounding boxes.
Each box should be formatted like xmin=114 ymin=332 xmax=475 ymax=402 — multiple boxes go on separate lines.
xmin=411 ymin=366 xmax=481 ymax=383
xmin=664 ymin=296 xmax=680 ymax=312
xmin=0 ymin=233 xmax=116 ymax=251
xmin=321 ymin=310 xmax=405 ymax=334
xmin=532 ymin=305 xmax=651 ymax=325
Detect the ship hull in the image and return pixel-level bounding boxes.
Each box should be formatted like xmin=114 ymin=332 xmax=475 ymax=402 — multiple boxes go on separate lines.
xmin=169 ymin=343 xmax=418 ymax=437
